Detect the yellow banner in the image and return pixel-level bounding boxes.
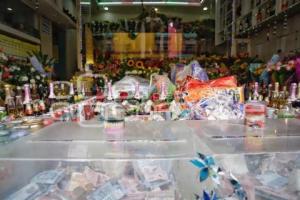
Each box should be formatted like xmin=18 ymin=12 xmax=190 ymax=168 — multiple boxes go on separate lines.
xmin=0 ymin=33 xmax=40 ymax=58
xmin=111 ymin=32 xmax=183 ymax=59
xmin=112 ymin=33 xmax=155 ymax=59
xmin=85 ymin=25 xmax=94 ymax=64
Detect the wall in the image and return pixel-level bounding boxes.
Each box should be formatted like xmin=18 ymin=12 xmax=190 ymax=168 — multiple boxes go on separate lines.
xmin=91 ymin=6 xmax=212 ymax=22
xmin=40 ymin=16 xmax=53 ymax=57
xmin=250 ymin=14 xmax=300 ymax=61
xmin=65 ymin=29 xmax=77 ymax=79
xmin=63 ymin=0 xmax=76 ymax=16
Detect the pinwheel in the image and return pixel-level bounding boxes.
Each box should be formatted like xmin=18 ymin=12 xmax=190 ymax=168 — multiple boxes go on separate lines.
xmin=190 ymin=153 xmax=221 ymax=183
xmin=195 ymin=191 xmax=218 ymax=200
xmin=228 ymin=172 xmax=247 ymax=200
xmin=191 ymin=152 xmax=247 ymax=200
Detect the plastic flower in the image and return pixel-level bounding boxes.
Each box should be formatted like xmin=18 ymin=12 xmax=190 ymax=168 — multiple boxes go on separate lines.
xmin=127 ymin=59 xmax=135 ymax=67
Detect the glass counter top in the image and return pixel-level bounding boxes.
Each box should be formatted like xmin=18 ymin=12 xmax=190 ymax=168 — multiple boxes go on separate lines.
xmin=194 ymin=119 xmax=300 ymax=155
xmin=0 ymin=121 xmax=197 ymax=160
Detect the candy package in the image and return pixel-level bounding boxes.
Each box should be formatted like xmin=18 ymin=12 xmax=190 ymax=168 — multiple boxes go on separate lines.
xmin=112 ymin=76 xmax=149 ymax=99
xmin=189 ymin=90 xmax=244 ymax=120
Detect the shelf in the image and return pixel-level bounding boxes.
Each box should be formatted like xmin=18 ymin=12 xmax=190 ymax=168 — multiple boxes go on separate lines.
xmin=0 ymin=23 xmax=41 ymax=44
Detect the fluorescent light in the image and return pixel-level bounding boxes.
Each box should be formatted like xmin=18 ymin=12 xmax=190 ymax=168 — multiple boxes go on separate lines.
xmin=80 ymin=2 xmax=90 ymax=5
xmin=7 ymin=7 xmax=13 ymax=11
xmin=154 ymin=8 xmax=158 ymax=12
xmin=203 ymin=7 xmax=208 ymax=11
xmin=104 ymin=6 xmax=109 ymax=11
xmin=97 ymin=0 xmax=204 ymax=6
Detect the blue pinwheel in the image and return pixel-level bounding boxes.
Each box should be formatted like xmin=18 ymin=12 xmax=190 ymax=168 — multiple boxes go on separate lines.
xmin=229 ymin=172 xmax=247 ymax=200
xmin=195 ymin=190 xmax=218 ymax=200
xmin=190 ymin=153 xmax=220 ymax=183
xmin=191 ymin=152 xmax=248 ymax=200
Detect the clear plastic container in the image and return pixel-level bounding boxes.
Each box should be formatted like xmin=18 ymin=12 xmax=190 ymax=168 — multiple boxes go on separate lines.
xmin=104 ymin=102 xmax=125 ymax=134
xmin=244 ymin=100 xmax=266 ymax=128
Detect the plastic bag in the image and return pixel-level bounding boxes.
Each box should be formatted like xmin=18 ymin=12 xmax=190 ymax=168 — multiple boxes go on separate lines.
xmin=190 ymin=60 xmax=209 ymax=81
xmin=175 ymin=64 xmax=192 ymax=84
xmin=112 ymin=76 xmax=149 ymax=99
xmin=150 ymin=74 xmax=176 ymax=101
xmin=182 ymin=76 xmax=241 ymax=103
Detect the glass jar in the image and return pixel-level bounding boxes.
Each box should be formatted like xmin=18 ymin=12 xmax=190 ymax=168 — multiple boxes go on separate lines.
xmin=103 ymin=102 xmax=125 ymax=134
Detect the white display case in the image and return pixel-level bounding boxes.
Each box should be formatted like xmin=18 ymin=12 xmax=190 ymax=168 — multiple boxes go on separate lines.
xmin=0 ymin=119 xmax=299 ymax=200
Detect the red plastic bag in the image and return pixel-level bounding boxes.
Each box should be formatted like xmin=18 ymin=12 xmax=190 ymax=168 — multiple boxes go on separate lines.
xmin=185 ymin=76 xmax=237 ymax=91
xmin=182 ymin=76 xmax=242 ymax=103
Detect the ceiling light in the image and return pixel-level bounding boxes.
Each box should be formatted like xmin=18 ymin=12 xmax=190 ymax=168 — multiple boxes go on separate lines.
xmin=97 ymin=0 xmax=204 ymax=6
xmin=203 ymin=7 xmax=208 ymax=11
xmin=154 ymin=8 xmax=158 ymax=12
xmin=104 ymin=7 xmax=109 ymax=11
xmin=80 ymin=2 xmax=90 ymax=5
xmin=7 ymin=7 xmax=13 ymax=11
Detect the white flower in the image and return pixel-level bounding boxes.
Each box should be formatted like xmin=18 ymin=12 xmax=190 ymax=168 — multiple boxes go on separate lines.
xmin=30 ymin=79 xmax=36 ymax=84
xmin=31 ymin=68 xmax=36 ymax=72
xmin=20 ymin=76 xmax=28 ymax=81
xmin=9 ymin=66 xmax=16 ymax=72
xmin=36 ymin=75 xmax=41 ymax=80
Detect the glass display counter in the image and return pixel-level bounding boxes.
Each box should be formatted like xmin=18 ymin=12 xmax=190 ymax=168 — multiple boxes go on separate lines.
xmin=187 ymin=119 xmax=300 ymax=200
xmin=0 ymin=119 xmax=299 ymax=199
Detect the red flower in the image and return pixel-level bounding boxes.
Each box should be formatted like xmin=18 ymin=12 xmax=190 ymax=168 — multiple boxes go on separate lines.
xmin=2 ymin=67 xmax=10 ymax=79
xmin=151 ymin=93 xmax=160 ymax=101
xmin=119 ymin=91 xmax=128 ymax=100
